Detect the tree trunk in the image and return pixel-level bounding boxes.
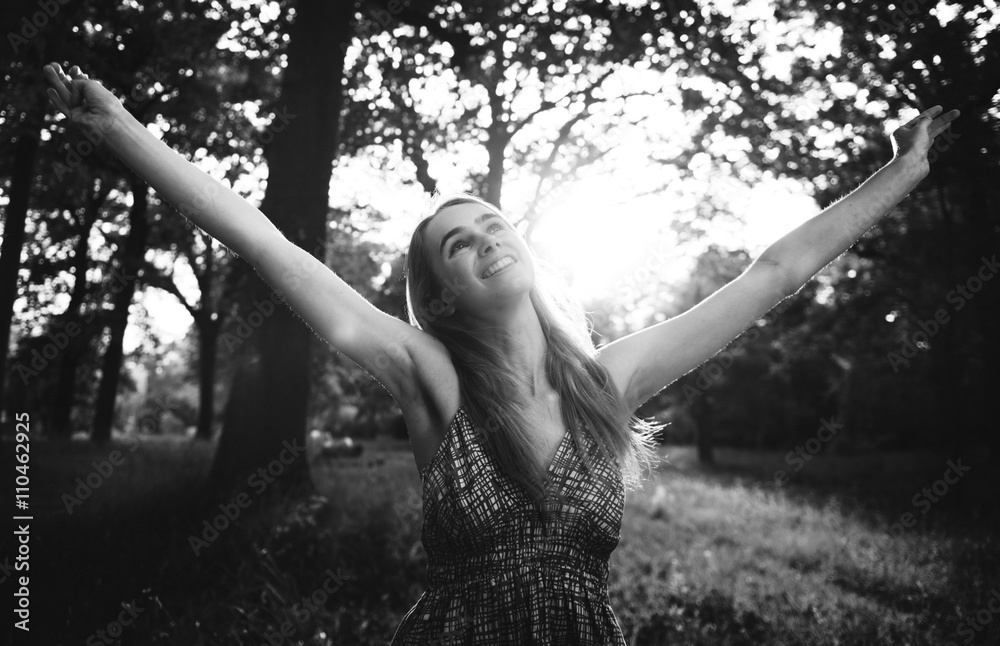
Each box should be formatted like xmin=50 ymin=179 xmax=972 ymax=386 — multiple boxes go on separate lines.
xmin=0 ymin=97 xmax=44 ymax=425
xmin=49 ymin=321 xmax=86 ymax=438
xmin=969 ymin=175 xmax=1000 ymax=460
xmin=693 ymin=394 xmax=716 ymax=466
xmin=195 ymin=314 xmax=221 ymax=440
xmin=50 ymin=182 xmax=109 ymax=437
xmin=91 ymin=181 xmax=150 ymax=443
xmin=484 ymin=85 xmax=509 ymax=208
xmin=207 ymin=0 xmax=354 ymax=496
xmin=691 ymin=283 xmax=715 ymax=465
xmin=190 ymin=233 xmax=222 ymax=441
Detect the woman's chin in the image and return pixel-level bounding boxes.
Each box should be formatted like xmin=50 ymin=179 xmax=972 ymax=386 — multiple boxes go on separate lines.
xmin=482 ymin=263 xmax=533 ymax=288
xmin=483 ymin=273 xmax=532 ymax=294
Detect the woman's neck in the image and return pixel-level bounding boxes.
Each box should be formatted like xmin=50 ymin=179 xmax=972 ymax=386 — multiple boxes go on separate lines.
xmin=469 ymin=294 xmax=549 ymax=396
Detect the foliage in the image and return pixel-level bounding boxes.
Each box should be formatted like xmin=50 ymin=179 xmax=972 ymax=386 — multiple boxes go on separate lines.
xmin=4 ymin=0 xmax=998 ymax=456
xmin=22 ymin=436 xmax=1000 ymax=645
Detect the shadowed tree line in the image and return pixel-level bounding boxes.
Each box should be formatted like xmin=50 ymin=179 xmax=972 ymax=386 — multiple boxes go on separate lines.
xmin=1 ymin=0 xmax=997 ymax=499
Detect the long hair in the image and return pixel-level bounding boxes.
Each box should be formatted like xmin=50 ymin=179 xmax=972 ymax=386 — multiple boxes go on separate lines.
xmin=404 ymin=193 xmax=663 ymax=505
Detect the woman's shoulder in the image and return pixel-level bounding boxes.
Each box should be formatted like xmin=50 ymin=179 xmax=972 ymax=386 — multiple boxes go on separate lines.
xmin=397 ymin=344 xmax=462 ymax=475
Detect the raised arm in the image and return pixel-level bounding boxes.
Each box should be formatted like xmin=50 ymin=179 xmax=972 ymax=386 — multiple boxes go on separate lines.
xmin=599 ymin=105 xmax=961 ymax=411
xmin=754 ymin=106 xmax=960 ymax=294
xmin=42 ymin=62 xmax=457 ymax=415
xmin=44 ymin=62 xmax=280 ymax=263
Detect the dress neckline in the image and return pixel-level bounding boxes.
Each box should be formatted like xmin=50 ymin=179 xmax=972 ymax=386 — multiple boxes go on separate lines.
xmin=420 ymin=403 xmax=578 ymax=480
xmin=541 ymin=426 xmax=572 ymax=475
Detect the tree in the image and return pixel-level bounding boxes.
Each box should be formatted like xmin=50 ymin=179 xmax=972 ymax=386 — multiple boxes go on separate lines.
xmin=2 ymin=0 xmax=269 ymax=443
xmin=346 ymin=0 xmax=785 ymax=219
xmin=45 ymin=178 xmax=113 ymax=437
xmin=90 ymin=178 xmax=149 ymax=442
xmin=670 ymin=245 xmax=753 ymax=464
xmin=754 ymin=0 xmax=1000 ymax=454
xmin=207 ymin=0 xmax=357 ymax=496
xmin=0 ymin=0 xmax=81 ymax=426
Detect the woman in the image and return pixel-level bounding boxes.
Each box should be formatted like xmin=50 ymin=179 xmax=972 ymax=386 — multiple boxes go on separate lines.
xmin=43 ymin=62 xmax=958 ymax=644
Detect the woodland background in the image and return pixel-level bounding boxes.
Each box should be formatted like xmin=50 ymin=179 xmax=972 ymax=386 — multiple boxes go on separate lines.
xmin=1 ymin=0 xmax=998 ymax=644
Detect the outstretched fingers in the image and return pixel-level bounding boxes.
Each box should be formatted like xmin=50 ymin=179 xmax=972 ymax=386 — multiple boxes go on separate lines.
xmin=43 ymin=63 xmax=90 ymax=119
xmin=43 ymin=67 xmax=72 ymax=117
xmin=43 ymin=64 xmax=78 ymax=110
xmin=905 ymin=105 xmax=944 ymax=127
xmin=929 ymin=109 xmax=961 ymax=139
xmin=906 ymin=104 xmax=960 ymax=135
xmin=45 ymin=88 xmax=69 ymax=117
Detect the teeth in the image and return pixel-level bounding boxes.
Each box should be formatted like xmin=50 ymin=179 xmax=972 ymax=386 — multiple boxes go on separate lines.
xmin=483 ymin=256 xmax=514 ymax=278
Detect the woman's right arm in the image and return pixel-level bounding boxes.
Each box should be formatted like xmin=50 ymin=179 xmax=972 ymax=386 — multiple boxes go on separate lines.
xmin=42 ymin=63 xmax=458 ymax=413
xmin=45 ymin=62 xmax=280 ymax=263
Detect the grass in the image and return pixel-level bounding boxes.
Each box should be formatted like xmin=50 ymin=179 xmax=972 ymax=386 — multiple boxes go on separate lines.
xmin=10 ymin=431 xmax=999 ymax=645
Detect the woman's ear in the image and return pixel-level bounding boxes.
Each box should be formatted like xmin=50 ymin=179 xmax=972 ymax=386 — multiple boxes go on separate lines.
xmin=420 ymin=299 xmax=456 ymax=324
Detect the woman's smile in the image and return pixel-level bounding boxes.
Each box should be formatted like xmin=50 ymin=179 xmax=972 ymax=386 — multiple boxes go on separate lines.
xmin=482 ymin=256 xmax=517 ymax=279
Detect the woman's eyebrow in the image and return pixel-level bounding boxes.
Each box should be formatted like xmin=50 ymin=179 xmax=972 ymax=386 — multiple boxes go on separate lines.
xmin=439 ymin=212 xmax=503 ymax=255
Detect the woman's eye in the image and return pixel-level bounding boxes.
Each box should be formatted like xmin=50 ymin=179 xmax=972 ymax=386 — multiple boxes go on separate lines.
xmin=449 ymin=223 xmax=503 ymax=255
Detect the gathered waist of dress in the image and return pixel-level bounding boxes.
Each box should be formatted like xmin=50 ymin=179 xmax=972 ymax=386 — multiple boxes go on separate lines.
xmin=426 ymin=549 xmax=610 ymax=596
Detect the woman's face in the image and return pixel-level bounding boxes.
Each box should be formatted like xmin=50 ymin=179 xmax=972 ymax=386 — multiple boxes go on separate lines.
xmin=424 ymin=201 xmax=535 ymax=320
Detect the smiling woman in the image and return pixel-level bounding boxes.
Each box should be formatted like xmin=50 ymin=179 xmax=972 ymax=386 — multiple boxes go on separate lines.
xmin=42 ymin=57 xmax=959 ymax=644
xmin=403 ymin=193 xmax=662 ymax=494
xmin=392 ymin=192 xmax=662 ymax=644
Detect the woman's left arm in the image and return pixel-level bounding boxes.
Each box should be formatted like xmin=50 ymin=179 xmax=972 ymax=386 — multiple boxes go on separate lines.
xmin=598 ymin=105 xmax=960 ymax=411
xmin=757 ymin=105 xmax=960 ymax=292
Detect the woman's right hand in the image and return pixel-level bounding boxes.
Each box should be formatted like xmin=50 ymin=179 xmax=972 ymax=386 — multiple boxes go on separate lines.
xmin=43 ymin=62 xmax=126 ymax=140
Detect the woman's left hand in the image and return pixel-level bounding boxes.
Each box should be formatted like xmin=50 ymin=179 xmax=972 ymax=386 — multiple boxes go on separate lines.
xmin=890 ymin=105 xmax=961 ymax=172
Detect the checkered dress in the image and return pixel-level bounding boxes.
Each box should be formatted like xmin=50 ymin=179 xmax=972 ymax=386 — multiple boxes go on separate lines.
xmin=390 ymin=403 xmax=628 ymax=645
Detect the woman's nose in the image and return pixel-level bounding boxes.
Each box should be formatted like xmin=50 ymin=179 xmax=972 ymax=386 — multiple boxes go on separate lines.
xmin=482 ymin=236 xmax=502 ymax=253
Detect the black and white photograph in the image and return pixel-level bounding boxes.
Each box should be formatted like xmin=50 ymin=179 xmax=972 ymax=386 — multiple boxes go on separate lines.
xmin=0 ymin=0 xmax=997 ymax=644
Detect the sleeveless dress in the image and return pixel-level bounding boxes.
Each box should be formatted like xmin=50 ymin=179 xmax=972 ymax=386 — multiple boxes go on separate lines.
xmin=389 ymin=403 xmax=628 ymax=645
